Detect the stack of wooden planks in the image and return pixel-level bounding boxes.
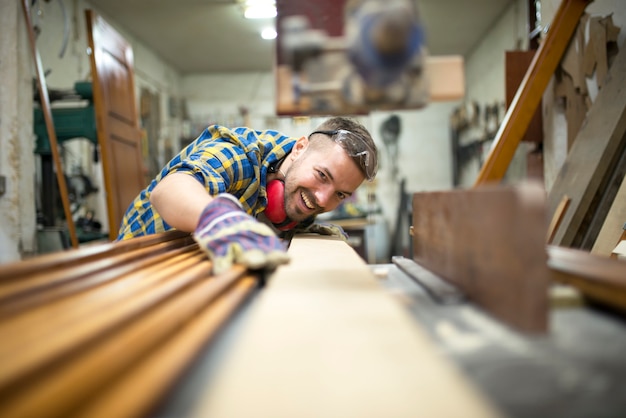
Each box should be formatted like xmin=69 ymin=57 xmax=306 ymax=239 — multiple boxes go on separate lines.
xmin=0 ymin=230 xmax=260 ymax=418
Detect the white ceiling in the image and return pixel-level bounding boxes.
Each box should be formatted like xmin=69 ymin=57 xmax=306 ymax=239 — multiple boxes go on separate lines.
xmin=87 ymin=0 xmax=517 ymax=75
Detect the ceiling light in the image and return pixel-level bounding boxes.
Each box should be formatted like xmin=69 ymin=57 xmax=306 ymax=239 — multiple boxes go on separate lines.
xmin=261 ymin=27 xmax=277 ymax=40
xmin=242 ymin=0 xmax=276 ymax=19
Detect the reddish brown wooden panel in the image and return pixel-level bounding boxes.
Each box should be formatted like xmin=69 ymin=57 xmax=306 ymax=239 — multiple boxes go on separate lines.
xmin=85 ymin=10 xmax=146 ymax=240
xmin=548 ymin=245 xmax=626 ymax=313
xmin=411 ymin=183 xmax=549 ymax=333
xmin=505 ymin=50 xmax=543 ymax=143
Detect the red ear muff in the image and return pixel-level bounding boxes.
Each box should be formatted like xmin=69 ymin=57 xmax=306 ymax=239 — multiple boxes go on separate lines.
xmin=266 ymin=179 xmax=298 ymax=231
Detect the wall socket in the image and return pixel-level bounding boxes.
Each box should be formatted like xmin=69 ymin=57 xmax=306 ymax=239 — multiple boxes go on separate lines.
xmin=0 ymin=175 xmax=5 ymax=196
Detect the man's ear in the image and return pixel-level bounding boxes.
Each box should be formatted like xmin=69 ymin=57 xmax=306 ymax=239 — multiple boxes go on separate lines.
xmin=290 ymin=136 xmax=309 ymax=159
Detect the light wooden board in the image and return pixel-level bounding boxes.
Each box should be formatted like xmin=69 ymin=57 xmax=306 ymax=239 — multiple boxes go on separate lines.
xmin=548 ymin=42 xmax=626 ymax=247
xmin=194 ymin=235 xmax=502 ymax=418
xmin=591 ymin=176 xmax=626 ymax=256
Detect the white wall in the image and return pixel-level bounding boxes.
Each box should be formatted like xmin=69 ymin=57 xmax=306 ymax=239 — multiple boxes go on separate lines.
xmin=460 ymin=0 xmax=530 ymax=187
xmin=0 ymin=0 xmax=183 ymax=263
xmin=181 ymin=69 xmax=459 ymax=261
xmin=0 ymin=0 xmax=36 ymax=263
xmin=11 ymin=0 xmax=609 ymax=262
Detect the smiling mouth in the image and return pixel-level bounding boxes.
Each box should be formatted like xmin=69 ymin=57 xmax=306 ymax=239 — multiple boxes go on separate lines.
xmin=301 ymin=191 xmax=315 ymax=210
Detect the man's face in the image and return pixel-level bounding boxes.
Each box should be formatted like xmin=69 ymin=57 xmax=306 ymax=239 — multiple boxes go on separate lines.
xmin=283 ymin=140 xmax=365 ymax=222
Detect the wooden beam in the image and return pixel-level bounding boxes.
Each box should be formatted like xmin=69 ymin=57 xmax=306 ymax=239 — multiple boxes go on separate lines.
xmin=547 ymin=40 xmax=626 ymax=247
xmin=592 ymin=175 xmax=626 ymax=255
xmin=548 ymin=245 xmax=626 ymax=313
xmin=474 ymin=0 xmax=592 ymax=185
xmin=21 ymin=0 xmax=78 ymax=248
xmin=547 ymin=195 xmax=571 ymax=244
xmin=85 ymin=10 xmax=146 ymax=240
xmin=195 ymin=236 xmax=501 ymax=417
xmin=411 ymin=183 xmax=550 ymax=333
xmin=0 ymin=230 xmax=259 ymax=418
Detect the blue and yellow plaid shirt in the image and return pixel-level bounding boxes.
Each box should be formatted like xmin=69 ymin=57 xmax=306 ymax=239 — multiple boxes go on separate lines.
xmin=117 ymin=125 xmax=296 ymax=240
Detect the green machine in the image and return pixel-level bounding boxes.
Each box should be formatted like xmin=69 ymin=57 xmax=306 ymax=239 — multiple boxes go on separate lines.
xmin=33 ymin=80 xmax=106 ymax=244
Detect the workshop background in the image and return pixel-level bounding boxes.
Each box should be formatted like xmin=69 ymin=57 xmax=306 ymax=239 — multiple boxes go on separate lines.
xmin=0 ymin=0 xmax=624 ymax=264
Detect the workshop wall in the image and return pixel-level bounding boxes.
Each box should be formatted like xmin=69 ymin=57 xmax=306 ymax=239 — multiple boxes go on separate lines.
xmin=180 ymin=69 xmax=459 ymax=262
xmin=0 ymin=0 xmax=184 ymax=262
xmin=9 ymin=0 xmax=615 ymax=263
xmin=0 ymin=1 xmax=35 ymax=264
xmin=456 ymin=0 xmax=530 ymax=187
xmin=541 ymin=0 xmax=626 ymax=192
xmin=0 ymin=0 xmax=519 ymax=263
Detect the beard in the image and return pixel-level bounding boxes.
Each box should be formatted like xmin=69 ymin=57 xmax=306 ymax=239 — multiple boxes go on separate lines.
xmin=283 ymin=168 xmax=319 ymax=222
xmin=283 ymin=183 xmax=312 ymax=222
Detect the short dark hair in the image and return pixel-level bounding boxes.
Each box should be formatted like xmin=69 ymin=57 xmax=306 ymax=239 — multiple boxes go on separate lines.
xmin=308 ymin=117 xmax=378 ymax=181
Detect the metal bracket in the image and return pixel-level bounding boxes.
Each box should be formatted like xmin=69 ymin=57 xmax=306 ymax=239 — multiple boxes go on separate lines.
xmin=392 ymin=256 xmax=465 ymax=305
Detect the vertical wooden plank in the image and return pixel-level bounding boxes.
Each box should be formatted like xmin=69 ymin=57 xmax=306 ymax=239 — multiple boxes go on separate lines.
xmin=85 ymin=10 xmax=146 ymax=240
xmin=547 ymin=44 xmax=626 ymax=248
xmin=505 ymin=50 xmax=543 ymax=143
xmin=21 ymin=0 xmax=78 ymax=248
xmin=474 ymin=0 xmax=592 ymax=185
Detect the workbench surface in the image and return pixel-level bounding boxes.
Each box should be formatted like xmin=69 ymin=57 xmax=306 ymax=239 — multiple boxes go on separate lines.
xmin=376 ymin=262 xmax=626 ymax=418
xmin=155 ymin=261 xmax=626 ymax=418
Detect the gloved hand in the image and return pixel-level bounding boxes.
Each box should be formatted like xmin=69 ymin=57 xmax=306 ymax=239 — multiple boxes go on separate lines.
xmin=193 ymin=194 xmax=290 ymax=274
xmin=296 ymin=222 xmax=349 ymax=242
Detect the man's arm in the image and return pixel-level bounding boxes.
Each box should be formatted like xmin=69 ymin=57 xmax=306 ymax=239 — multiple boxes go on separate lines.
xmin=150 ymin=172 xmax=214 ymax=232
xmin=150 ymin=172 xmax=289 ymax=274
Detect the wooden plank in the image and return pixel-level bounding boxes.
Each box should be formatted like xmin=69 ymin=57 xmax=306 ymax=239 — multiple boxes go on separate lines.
xmin=548 ymin=245 xmax=626 ymax=313
xmin=85 ymin=10 xmax=146 ymax=240
xmin=21 ymin=0 xmax=78 ymax=248
xmin=411 ymin=182 xmax=549 ymax=333
xmin=547 ymin=195 xmax=571 ymax=244
xmin=0 ymin=230 xmax=191 ymax=282
xmin=474 ymin=0 xmax=591 ymax=185
xmin=195 ymin=236 xmax=501 ymax=418
xmin=74 ymin=276 xmax=258 ymax=418
xmin=547 ymin=42 xmax=626 ymax=247
xmin=505 ymin=50 xmax=543 ymax=143
xmin=0 ymin=230 xmax=257 ymax=418
xmin=591 ymin=180 xmax=626 ymax=256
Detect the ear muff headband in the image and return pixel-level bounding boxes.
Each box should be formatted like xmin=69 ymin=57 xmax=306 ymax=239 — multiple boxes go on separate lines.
xmin=266 ymin=179 xmax=298 ymax=231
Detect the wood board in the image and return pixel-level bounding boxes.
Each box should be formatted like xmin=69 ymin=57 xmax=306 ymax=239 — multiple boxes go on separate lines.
xmin=85 ymin=10 xmax=146 ymax=240
xmin=411 ymin=183 xmax=549 ymax=333
xmin=0 ymin=230 xmax=262 ymax=418
xmin=194 ymin=235 xmax=502 ymax=418
xmin=548 ymin=41 xmax=626 ymax=248
xmin=591 ymin=171 xmax=626 ymax=256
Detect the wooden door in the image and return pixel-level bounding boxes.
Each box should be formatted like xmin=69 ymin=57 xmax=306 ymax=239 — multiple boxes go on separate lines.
xmin=85 ymin=10 xmax=146 ymax=240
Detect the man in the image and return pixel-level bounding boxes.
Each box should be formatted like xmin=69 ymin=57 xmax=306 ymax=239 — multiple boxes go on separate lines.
xmin=117 ymin=116 xmax=378 ymax=273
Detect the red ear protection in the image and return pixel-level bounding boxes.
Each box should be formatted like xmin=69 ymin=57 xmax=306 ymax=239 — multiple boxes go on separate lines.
xmin=266 ymin=179 xmax=298 ymax=231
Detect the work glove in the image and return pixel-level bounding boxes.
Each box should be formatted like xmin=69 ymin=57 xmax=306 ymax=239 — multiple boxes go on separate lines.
xmin=296 ymin=222 xmax=349 ymax=242
xmin=193 ymin=194 xmax=290 ymax=274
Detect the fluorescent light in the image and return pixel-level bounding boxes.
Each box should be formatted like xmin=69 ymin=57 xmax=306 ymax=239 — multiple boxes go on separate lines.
xmin=244 ymin=6 xmax=276 ymax=19
xmin=243 ymin=0 xmax=276 ymax=19
xmin=261 ymin=27 xmax=277 ymax=39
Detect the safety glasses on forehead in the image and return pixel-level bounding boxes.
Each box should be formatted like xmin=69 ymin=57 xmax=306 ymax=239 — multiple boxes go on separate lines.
xmin=308 ymin=129 xmax=377 ymax=180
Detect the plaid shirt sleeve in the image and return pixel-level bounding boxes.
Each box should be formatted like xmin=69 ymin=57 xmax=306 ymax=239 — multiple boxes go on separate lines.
xmin=117 ymin=125 xmax=293 ymax=240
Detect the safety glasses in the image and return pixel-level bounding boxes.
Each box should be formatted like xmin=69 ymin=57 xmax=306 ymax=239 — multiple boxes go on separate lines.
xmin=308 ymin=129 xmax=377 ymax=180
